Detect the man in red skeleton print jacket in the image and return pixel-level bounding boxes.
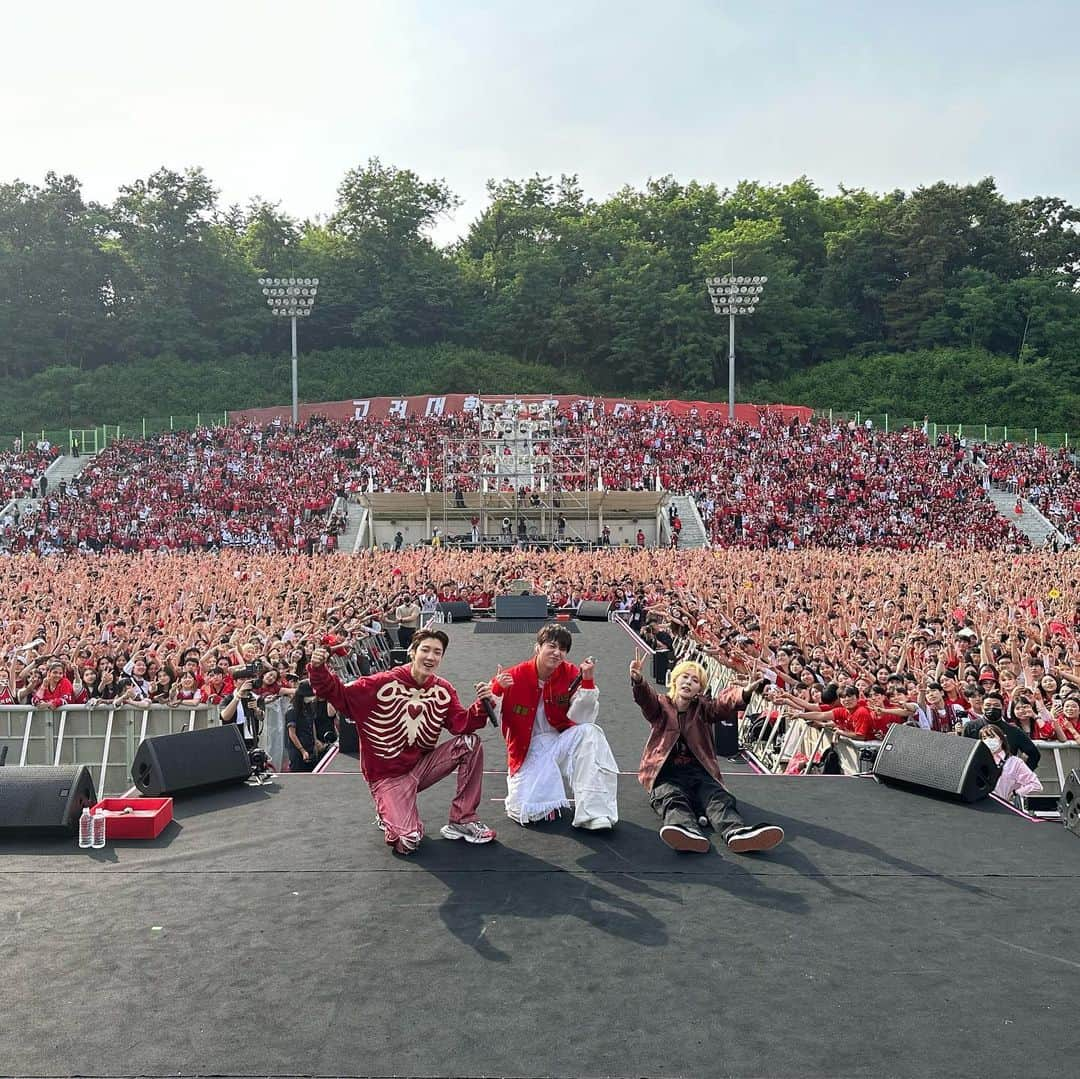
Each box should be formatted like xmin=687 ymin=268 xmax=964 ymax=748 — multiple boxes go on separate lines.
xmin=308 ymin=629 xmax=497 ymax=855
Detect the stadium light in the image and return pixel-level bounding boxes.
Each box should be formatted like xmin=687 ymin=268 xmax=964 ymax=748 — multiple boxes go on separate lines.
xmin=705 ymin=274 xmax=767 ymax=420
xmin=258 ymin=277 xmax=320 ymax=425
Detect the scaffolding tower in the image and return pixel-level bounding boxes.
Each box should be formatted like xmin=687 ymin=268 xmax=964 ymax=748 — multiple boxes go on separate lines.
xmin=440 ymin=398 xmax=596 ymax=543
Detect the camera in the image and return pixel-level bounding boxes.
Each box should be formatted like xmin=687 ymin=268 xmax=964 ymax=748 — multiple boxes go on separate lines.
xmin=248 ymin=748 xmax=272 ymax=776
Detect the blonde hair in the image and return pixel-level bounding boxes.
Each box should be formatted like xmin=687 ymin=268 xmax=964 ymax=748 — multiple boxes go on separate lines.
xmin=667 ymin=660 xmax=708 ymax=697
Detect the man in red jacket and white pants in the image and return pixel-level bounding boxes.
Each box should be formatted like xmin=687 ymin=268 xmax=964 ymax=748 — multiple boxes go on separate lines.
xmin=489 ymin=624 xmax=619 ymax=830
xmin=308 ymin=629 xmax=497 ymax=855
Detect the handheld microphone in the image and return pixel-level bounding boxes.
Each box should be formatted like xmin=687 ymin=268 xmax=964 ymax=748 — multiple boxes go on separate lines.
xmin=477 ymin=684 xmax=499 ymax=727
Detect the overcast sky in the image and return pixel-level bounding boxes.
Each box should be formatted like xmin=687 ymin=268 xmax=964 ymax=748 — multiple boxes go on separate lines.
xmin=5 ymin=0 xmax=1078 ymax=245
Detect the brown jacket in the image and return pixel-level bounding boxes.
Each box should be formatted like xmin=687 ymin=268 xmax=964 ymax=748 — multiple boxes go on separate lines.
xmin=632 ymin=677 xmax=744 ymax=791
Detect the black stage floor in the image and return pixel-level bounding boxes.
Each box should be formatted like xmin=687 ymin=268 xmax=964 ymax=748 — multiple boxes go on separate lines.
xmin=3 ymin=622 xmax=1079 ymax=1079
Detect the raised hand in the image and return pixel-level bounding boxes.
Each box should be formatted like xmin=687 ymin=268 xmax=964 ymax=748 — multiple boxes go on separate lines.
xmin=629 ymin=647 xmax=644 ymax=683
xmin=494 ymin=663 xmax=514 ymax=689
xmin=309 ymin=646 xmax=329 ymax=668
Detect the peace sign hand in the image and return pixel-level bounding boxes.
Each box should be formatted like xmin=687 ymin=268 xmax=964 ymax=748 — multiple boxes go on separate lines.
xmin=629 ymin=648 xmax=644 ymax=683
xmin=494 ymin=664 xmax=514 ymax=689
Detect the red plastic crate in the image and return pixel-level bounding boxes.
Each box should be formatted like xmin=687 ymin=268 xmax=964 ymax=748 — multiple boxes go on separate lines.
xmin=90 ymin=798 xmax=173 ymax=840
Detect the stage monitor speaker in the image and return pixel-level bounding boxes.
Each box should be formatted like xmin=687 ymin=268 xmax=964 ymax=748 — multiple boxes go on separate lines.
xmin=0 ymin=765 xmax=97 ymax=833
xmin=336 ymin=716 xmax=359 ymax=754
xmin=437 ymin=601 xmax=472 ymax=622
xmin=131 ymin=725 xmax=250 ymax=797
xmin=1060 ymin=770 xmax=1080 ymax=836
xmin=577 ymin=600 xmax=612 ymax=621
xmin=873 ymin=724 xmax=995 ymax=803
xmin=495 ymin=594 xmax=549 ymax=620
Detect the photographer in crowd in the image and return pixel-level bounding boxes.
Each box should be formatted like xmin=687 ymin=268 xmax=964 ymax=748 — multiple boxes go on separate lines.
xmin=221 ymin=678 xmax=265 ymax=748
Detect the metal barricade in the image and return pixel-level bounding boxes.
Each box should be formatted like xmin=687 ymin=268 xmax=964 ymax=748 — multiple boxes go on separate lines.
xmin=1027 ymin=741 xmax=1080 ymax=817
xmin=0 ymin=703 xmax=222 ymax=796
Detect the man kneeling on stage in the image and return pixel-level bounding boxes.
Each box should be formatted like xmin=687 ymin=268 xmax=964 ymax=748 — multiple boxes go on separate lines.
xmin=308 ymin=629 xmax=497 ymax=855
xmin=629 ymin=651 xmax=784 ymax=854
xmin=489 ymin=624 xmax=619 ymax=829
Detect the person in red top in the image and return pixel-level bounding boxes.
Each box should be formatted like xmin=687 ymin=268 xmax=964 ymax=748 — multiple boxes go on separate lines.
xmin=488 ymin=624 xmax=618 ymax=830
xmin=788 ymin=685 xmax=876 ymax=772
xmin=33 ymin=662 xmax=75 ymax=708
xmin=307 ymin=629 xmax=496 ymax=855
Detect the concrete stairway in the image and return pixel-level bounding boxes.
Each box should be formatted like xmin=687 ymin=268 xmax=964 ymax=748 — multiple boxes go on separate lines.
xmin=666 ymin=493 xmax=710 ymax=548
xmin=984 ymin=486 xmax=1065 ymax=548
xmin=43 ymin=451 xmax=93 ymax=492
xmin=337 ymin=502 xmax=369 ymax=554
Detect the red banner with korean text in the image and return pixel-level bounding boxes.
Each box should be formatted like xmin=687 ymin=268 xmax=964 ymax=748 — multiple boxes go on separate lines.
xmin=229 ymin=394 xmax=813 ymax=425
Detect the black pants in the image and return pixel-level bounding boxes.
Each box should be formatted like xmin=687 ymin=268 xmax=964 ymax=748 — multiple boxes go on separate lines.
xmin=398 ymin=626 xmax=415 ymax=650
xmin=288 ymin=743 xmax=317 ymax=773
xmin=651 ymin=649 xmax=671 ymax=685
xmin=650 ymin=760 xmax=745 ymax=840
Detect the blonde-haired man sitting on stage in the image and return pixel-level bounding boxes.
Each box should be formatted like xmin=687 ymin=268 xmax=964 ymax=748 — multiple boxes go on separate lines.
xmin=629 ymin=652 xmax=784 ymax=855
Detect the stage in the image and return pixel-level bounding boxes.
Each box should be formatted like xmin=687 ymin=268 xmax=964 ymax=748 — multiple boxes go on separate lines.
xmin=3 ymin=621 xmax=1078 ymax=1078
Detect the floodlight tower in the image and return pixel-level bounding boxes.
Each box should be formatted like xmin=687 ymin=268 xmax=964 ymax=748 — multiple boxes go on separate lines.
xmin=259 ymin=277 xmax=320 ymax=425
xmin=706 ymin=274 xmax=767 ymax=420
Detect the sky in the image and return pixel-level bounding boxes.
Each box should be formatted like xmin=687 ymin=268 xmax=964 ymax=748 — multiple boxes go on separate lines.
xmin=5 ymin=0 xmax=1079 ymax=246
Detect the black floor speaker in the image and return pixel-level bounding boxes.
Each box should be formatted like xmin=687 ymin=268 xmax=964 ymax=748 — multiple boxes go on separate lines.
xmin=437 ymin=601 xmax=472 ymax=622
xmin=337 ymin=715 xmax=359 ymax=754
xmin=0 ymin=765 xmax=97 ymax=833
xmin=873 ymin=724 xmax=995 ymax=803
xmin=495 ymin=594 xmax=549 ymax=619
xmin=131 ymin=725 xmax=250 ymax=796
xmin=577 ymin=600 xmax=613 ymax=621
xmin=1060 ymin=770 xmax=1080 ymax=835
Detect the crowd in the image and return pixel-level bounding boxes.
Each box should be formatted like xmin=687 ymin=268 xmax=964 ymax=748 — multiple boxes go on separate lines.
xmin=0 ymin=440 xmax=59 ymax=505
xmin=4 ymin=405 xmax=1068 ymax=555
xmin=2 ymin=424 xmax=346 ymax=554
xmin=976 ymin=441 xmax=1080 ymax=545
xmin=1 ymin=549 xmax=1076 ymax=770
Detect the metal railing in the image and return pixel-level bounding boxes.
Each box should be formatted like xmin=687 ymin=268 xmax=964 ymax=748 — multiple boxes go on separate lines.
xmin=0 ymin=703 xmax=222 ymax=796
xmin=1 ymin=415 xmax=231 ymax=456
xmin=816 ymin=411 xmax=1074 ymax=449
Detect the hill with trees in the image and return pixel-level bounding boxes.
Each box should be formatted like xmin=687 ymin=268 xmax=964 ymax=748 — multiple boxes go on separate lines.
xmin=1 ymin=161 xmax=1078 ymax=431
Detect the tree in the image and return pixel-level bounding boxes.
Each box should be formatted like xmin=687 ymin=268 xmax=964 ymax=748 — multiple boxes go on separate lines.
xmin=0 ymin=173 xmax=112 ymax=376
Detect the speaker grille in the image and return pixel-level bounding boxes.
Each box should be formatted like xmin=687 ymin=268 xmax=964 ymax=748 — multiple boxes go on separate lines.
xmin=873 ymin=724 xmax=994 ymax=802
xmin=1060 ymin=770 xmax=1080 ymax=835
xmin=0 ymin=765 xmax=97 ymax=830
xmin=132 ymin=726 xmax=249 ymax=796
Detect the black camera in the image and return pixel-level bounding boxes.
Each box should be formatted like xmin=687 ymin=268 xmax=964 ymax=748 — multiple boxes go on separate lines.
xmin=248 ymin=748 xmax=272 ymax=776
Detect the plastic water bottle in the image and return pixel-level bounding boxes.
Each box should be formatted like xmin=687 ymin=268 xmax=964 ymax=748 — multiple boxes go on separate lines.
xmin=91 ymin=808 xmax=106 ymax=849
xmin=78 ymin=807 xmax=93 ymax=849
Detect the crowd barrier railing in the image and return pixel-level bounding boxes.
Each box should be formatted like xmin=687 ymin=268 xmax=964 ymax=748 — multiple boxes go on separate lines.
xmin=0 ymin=703 xmax=224 ymax=797
xmin=1027 ymin=742 xmax=1080 ymax=816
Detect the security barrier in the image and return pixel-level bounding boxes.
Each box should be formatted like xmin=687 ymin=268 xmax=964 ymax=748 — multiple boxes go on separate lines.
xmin=0 ymin=703 xmax=223 ymax=797
xmin=1026 ymin=742 xmax=1080 ymax=816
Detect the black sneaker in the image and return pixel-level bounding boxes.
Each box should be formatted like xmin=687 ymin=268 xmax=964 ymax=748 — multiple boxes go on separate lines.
xmin=660 ymin=824 xmax=711 ymax=853
xmin=726 ymin=823 xmax=784 ymax=854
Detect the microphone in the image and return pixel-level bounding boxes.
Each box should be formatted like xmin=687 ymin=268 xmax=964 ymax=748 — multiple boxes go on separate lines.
xmin=477 ymin=684 xmax=499 ymax=727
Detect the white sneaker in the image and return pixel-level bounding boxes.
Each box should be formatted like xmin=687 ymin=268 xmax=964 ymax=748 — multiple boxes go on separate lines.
xmin=440 ymin=820 xmax=496 ymax=844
